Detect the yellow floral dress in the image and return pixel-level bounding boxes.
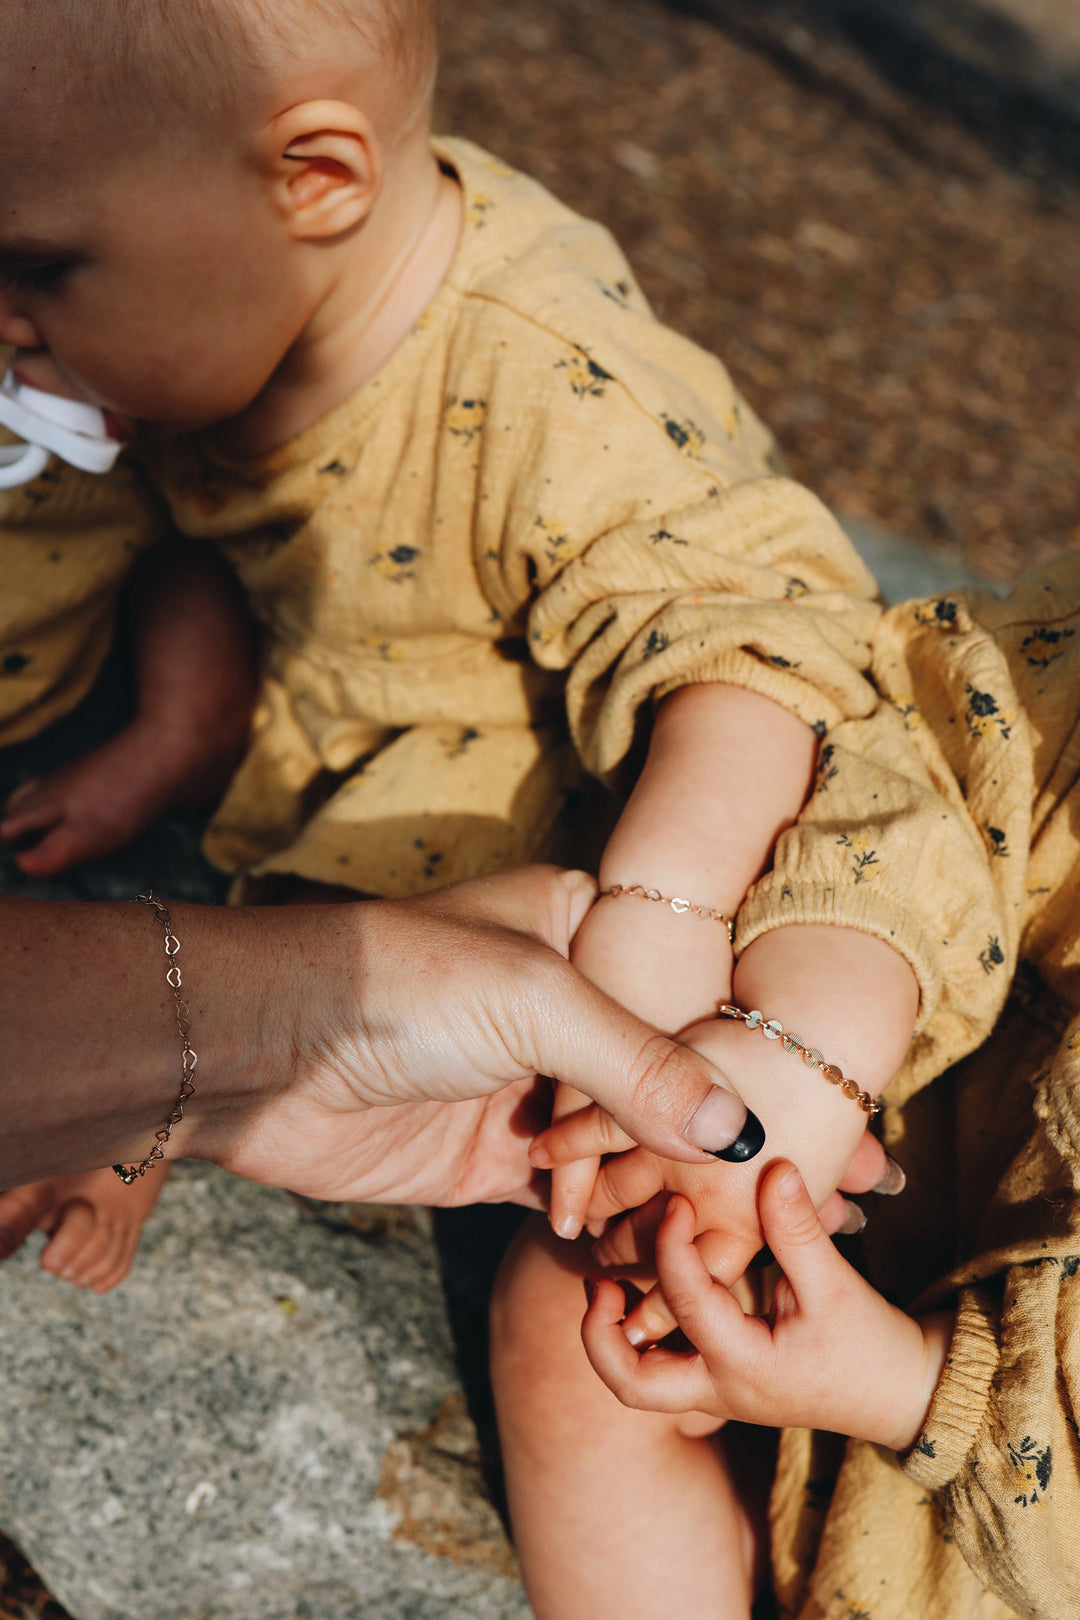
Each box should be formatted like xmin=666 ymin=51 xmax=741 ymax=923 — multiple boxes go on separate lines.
xmin=1 ymin=139 xmax=879 ymax=895
xmin=740 ymin=551 xmax=1080 ymax=1619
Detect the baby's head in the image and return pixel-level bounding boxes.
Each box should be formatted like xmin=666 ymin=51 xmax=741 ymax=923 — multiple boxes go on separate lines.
xmin=0 ymin=0 xmax=438 ymax=430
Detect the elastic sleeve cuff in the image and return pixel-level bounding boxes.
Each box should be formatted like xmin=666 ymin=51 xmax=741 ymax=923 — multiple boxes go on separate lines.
xmin=900 ymin=1288 xmax=1001 ymax=1490
xmin=734 ymin=878 xmax=942 ymax=1031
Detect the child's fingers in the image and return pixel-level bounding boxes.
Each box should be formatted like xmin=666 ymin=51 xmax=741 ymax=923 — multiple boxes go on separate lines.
xmin=758 ymin=1162 xmax=851 ymax=1309
xmin=618 ymin=1224 xmax=754 ymax=1346
xmin=529 ymin=1102 xmax=638 ymax=1169
xmin=580 ymin=1274 xmax=717 ymax=1414
xmin=589 ymin=1191 xmax=669 ymax=1269
xmin=0 ymin=1182 xmax=57 ymax=1259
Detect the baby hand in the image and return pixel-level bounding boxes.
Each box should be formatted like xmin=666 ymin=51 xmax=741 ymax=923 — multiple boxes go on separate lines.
xmin=582 ymin=1163 xmax=952 ymax=1452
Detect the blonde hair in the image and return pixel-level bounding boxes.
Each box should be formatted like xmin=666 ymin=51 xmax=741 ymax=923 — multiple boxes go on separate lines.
xmin=16 ymin=0 xmax=437 ymax=143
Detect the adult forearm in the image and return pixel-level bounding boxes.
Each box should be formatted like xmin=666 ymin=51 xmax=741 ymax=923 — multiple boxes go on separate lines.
xmin=1 ymin=896 xmax=283 ymax=1185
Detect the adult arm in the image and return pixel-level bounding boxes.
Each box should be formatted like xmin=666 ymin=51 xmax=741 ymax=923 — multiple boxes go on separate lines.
xmin=0 ymin=866 xmax=749 ymax=1200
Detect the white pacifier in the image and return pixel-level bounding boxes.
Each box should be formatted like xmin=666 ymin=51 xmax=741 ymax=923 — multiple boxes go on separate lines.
xmin=0 ymin=370 xmax=125 ymax=489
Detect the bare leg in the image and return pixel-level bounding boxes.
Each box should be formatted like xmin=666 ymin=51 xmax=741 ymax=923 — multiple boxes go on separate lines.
xmin=0 ymin=1164 xmax=167 ymax=1292
xmin=1 ymin=540 xmax=255 ymax=876
xmin=491 ymin=1215 xmax=759 ymax=1620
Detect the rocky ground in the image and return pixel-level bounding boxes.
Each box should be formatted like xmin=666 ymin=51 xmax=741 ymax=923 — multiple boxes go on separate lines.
xmin=4 ymin=0 xmax=1080 ymax=1612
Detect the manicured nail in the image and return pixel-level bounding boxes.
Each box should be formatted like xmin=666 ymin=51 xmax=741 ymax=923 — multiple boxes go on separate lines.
xmin=528 ymin=1142 xmax=552 ymax=1169
xmin=777 ymin=1167 xmax=803 ymax=1203
xmin=624 ymin=1324 xmax=647 ymax=1347
xmin=710 ymin=1110 xmax=766 ymax=1164
xmin=835 ymin=1200 xmax=868 ymax=1236
xmin=873 ymin=1155 xmax=906 ymax=1196
xmin=685 ymin=1084 xmax=751 ymax=1154
xmin=554 ymin=1214 xmax=582 ymax=1241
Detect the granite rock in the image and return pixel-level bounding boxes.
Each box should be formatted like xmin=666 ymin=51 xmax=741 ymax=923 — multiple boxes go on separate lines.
xmin=0 ymin=1165 xmax=530 ymax=1620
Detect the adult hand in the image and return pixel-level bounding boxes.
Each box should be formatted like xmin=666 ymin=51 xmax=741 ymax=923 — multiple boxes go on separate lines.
xmin=203 ymin=867 xmax=752 ymax=1205
xmin=1 ymin=868 xmax=751 ymax=1209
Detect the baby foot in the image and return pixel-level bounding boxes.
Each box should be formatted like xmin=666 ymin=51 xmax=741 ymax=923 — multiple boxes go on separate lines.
xmin=0 ymin=1165 xmax=166 ymax=1293
xmin=0 ymin=710 xmax=242 ymax=877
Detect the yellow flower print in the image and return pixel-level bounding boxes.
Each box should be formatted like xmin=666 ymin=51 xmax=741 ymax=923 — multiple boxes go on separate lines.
xmin=837 ymin=832 xmax=880 ymax=884
xmin=1007 ymin=1437 xmax=1051 ymax=1508
xmin=661 ymin=414 xmax=706 ymax=456
xmin=887 ymin=692 xmax=924 ymax=730
xmin=533 ymin=515 xmax=580 ymax=566
xmin=466 ymin=192 xmax=495 ymax=229
xmin=444 ymin=396 xmax=487 ymax=444
xmin=914 ymin=598 xmax=960 ymax=629
xmin=556 ymin=346 xmax=612 ymax=399
xmin=965 ymin=683 xmax=1014 ymax=741
xmin=368 ymin=543 xmax=420 ymax=584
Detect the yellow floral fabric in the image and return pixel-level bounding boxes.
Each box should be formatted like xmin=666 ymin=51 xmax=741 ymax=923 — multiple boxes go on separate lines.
xmin=0 ymin=140 xmax=880 ymax=895
xmin=138 ymin=136 xmax=880 ymax=896
xmin=749 ymin=551 xmax=1080 ymax=1619
xmin=0 ymin=430 xmax=164 ymax=745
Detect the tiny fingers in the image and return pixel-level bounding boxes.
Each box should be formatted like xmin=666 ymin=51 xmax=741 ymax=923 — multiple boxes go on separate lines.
xmin=548 ymin=1160 xmax=601 ymax=1241
xmin=580 ymin=1274 xmax=715 ymax=1414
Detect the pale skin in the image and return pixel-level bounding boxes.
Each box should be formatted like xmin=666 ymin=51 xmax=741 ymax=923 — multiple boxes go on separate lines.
xmin=0 ymin=20 xmax=910 ymax=1612
xmin=492 ymin=688 xmax=917 ymax=1620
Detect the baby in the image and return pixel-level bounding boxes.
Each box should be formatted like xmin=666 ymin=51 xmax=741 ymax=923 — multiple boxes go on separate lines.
xmin=525 ymin=552 xmax=1080 ymax=1620
xmin=0 ymin=0 xmax=899 ymax=1573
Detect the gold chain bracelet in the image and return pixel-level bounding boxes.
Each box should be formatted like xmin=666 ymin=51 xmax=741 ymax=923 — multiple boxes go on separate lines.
xmin=113 ymin=891 xmax=197 ymax=1184
xmin=718 ymin=1003 xmax=881 ymax=1118
xmin=599 ymin=884 xmax=734 ymax=944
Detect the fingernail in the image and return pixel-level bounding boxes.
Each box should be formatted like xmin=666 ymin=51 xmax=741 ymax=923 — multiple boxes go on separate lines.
xmin=873 ymin=1155 xmax=906 ymax=1196
xmin=836 ymin=1200 xmax=868 ymax=1236
xmin=528 ymin=1143 xmax=552 ymax=1169
xmin=710 ymin=1110 xmax=766 ymax=1164
xmin=685 ymin=1084 xmax=751 ymax=1154
xmin=554 ymin=1214 xmax=582 ymax=1241
xmin=777 ymin=1167 xmax=803 ymax=1203
xmin=624 ymin=1324 xmax=647 ymax=1347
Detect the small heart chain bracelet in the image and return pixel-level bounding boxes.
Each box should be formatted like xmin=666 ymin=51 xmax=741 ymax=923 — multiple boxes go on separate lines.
xmin=113 ymin=891 xmax=198 ymax=1184
xmin=598 ymin=884 xmax=734 ymax=944
xmin=718 ymin=1003 xmax=881 ymax=1118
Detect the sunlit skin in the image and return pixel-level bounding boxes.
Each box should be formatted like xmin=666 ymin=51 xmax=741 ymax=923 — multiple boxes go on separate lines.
xmin=0 ymin=11 xmax=926 ymax=1616
xmin=0 ymin=21 xmax=459 ymax=1287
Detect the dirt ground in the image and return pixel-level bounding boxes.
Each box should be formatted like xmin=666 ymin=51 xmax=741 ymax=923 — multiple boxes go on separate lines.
xmin=437 ymin=0 xmax=1080 ymax=581
xmin=5 ymin=1 xmax=1080 ymax=1613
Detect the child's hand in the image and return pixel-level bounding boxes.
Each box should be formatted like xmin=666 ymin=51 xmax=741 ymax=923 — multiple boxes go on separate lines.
xmin=582 ymin=1162 xmax=953 ymax=1453
xmin=535 ymin=1009 xmax=876 ymax=1329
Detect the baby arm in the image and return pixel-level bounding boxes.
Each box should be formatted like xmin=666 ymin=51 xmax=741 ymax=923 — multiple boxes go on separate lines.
xmin=547 ymin=917 xmax=918 ymax=1334
xmin=2 ymin=538 xmax=255 ymax=875
xmin=548 ymin=679 xmax=819 ymax=1236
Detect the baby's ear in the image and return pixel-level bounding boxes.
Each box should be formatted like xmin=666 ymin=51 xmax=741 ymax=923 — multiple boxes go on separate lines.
xmin=267 ymin=100 xmax=382 ymax=239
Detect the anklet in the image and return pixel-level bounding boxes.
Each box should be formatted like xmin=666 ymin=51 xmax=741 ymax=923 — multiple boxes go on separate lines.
xmin=718 ymin=1004 xmax=880 ymax=1118
xmin=114 ymin=891 xmax=197 ymax=1184
xmin=598 ymin=884 xmax=734 ymax=944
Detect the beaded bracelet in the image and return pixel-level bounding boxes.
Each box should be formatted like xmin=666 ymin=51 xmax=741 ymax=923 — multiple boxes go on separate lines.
xmin=598 ymin=884 xmax=734 ymax=944
xmin=718 ymin=1003 xmax=881 ymax=1118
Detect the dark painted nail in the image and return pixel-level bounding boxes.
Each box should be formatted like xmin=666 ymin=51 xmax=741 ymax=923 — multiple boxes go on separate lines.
xmin=709 ymin=1109 xmax=765 ymax=1162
